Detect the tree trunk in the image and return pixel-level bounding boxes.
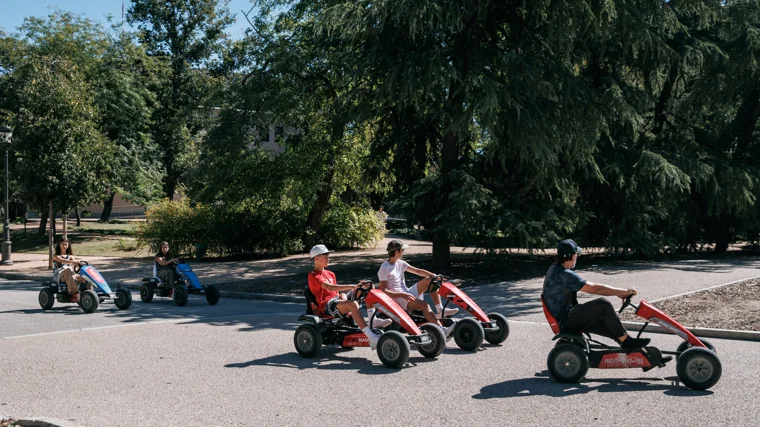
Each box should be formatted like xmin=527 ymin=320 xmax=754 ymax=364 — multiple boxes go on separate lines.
xmin=715 ymin=222 xmax=731 ymax=254
xmin=653 ymin=62 xmax=679 ymax=135
xmin=75 ymin=208 xmax=81 ymax=226
xmin=100 ymin=192 xmax=115 ymax=222
xmin=62 ymin=213 xmax=68 ymax=239
xmin=38 ymin=208 xmax=48 ymax=235
xmin=48 ymin=201 xmax=54 ymax=270
xmin=731 ymin=86 xmax=760 ymax=161
xmin=301 ymin=123 xmax=345 ymax=250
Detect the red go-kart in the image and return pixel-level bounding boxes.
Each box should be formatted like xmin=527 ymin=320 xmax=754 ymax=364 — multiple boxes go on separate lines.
xmin=542 ymin=294 xmax=721 ymax=390
xmin=294 ymin=281 xmax=447 ymax=369
xmin=403 ymin=276 xmax=510 ymax=351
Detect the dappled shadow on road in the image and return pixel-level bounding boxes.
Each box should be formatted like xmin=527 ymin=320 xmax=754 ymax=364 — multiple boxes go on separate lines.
xmin=473 ymin=371 xmax=713 ymax=399
xmin=225 ymin=348 xmax=437 ymax=375
xmin=458 ymin=282 xmax=543 ymax=319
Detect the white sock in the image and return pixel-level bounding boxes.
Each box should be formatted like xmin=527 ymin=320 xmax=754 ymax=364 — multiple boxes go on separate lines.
xmin=362 ymin=327 xmax=377 ymax=338
xmin=435 ymin=304 xmax=443 ymax=314
xmin=367 ymin=308 xmax=375 ymax=319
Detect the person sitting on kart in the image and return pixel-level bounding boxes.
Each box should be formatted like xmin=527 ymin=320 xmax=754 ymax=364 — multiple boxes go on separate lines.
xmin=52 ymin=237 xmax=89 ymax=303
xmin=377 ymin=239 xmax=458 ymax=333
xmin=542 ymin=239 xmax=650 ymax=349
xmin=308 ymin=244 xmax=391 ymax=349
xmin=155 ymin=241 xmax=180 ymax=295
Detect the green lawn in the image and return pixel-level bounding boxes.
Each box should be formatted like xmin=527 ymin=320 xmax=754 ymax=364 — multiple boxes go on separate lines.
xmin=11 ymin=230 xmax=152 ymax=258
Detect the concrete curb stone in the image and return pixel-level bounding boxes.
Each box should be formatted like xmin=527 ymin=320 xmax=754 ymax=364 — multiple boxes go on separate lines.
xmin=15 ymin=417 xmax=83 ymax=427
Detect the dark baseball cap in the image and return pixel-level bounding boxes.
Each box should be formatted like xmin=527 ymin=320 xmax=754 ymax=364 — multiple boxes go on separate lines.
xmin=386 ymin=239 xmax=409 ymax=252
xmin=557 ymin=239 xmax=582 ymax=257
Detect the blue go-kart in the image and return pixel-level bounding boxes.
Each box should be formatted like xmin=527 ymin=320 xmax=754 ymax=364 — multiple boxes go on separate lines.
xmin=38 ymin=261 xmax=133 ymax=313
xmin=140 ymin=260 xmax=220 ymax=307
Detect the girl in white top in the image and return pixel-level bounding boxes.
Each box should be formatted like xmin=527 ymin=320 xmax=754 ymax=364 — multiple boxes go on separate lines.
xmin=377 ymin=239 xmax=458 ymax=329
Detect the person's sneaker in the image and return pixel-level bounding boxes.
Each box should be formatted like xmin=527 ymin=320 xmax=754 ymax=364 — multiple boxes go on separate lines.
xmin=370 ymin=318 xmax=392 ymax=329
xmin=439 ymin=307 xmax=459 ymax=318
xmin=622 ymin=337 xmax=651 ymax=349
xmin=368 ymin=333 xmax=381 ymax=350
xmin=442 ymin=324 xmax=455 ymax=338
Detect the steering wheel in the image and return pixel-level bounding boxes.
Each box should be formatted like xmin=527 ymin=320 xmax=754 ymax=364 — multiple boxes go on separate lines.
xmin=618 ymin=295 xmax=633 ymax=314
xmin=353 ymin=280 xmax=375 ymax=301
xmin=73 ymin=260 xmax=88 ymax=274
xmin=429 ymin=274 xmax=445 ymax=293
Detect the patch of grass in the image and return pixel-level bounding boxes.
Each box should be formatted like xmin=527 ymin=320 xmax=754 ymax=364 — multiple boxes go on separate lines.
xmin=10 ymin=231 xmax=151 ymax=258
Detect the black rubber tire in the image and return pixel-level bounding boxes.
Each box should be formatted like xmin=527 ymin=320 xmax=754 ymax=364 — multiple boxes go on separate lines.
xmin=80 ymin=290 xmax=99 ymax=314
xmin=114 ymin=289 xmax=133 ymax=310
xmin=676 ymin=339 xmax=716 ymax=359
xmin=484 ymin=312 xmax=510 ymax=345
xmin=140 ymin=283 xmax=154 ymax=303
xmin=173 ymin=286 xmax=189 ymax=307
xmin=453 ymin=318 xmax=485 ymax=351
xmin=205 ymin=285 xmax=221 ymax=305
xmin=547 ymin=343 xmax=589 ymax=383
xmin=294 ymin=324 xmax=322 ymax=358
xmin=417 ymin=323 xmax=446 ymax=359
xmin=676 ymin=347 xmax=722 ymax=390
xmin=39 ymin=288 xmax=55 ymax=310
xmin=377 ymin=331 xmax=410 ymax=369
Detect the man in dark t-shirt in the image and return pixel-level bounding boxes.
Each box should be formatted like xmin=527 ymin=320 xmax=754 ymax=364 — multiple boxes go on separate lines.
xmin=542 ymin=239 xmax=650 ymax=349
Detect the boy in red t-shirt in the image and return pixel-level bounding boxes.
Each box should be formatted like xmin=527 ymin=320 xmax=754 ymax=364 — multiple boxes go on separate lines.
xmin=308 ymin=244 xmax=389 ymax=349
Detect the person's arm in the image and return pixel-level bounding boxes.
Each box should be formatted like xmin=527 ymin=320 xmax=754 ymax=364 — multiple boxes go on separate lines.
xmin=53 ymin=254 xmax=79 ymax=266
xmin=155 ymin=256 xmax=175 ymax=267
xmin=406 ymin=265 xmax=435 ymax=278
xmin=580 ymin=282 xmax=636 ymax=299
xmin=320 ymin=281 xmax=357 ymax=293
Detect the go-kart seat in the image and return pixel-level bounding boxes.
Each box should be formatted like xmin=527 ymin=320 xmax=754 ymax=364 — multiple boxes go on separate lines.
xmin=540 ymin=295 xmax=561 ymax=335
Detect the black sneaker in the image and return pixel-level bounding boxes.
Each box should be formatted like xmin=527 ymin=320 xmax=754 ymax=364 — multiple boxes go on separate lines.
xmin=622 ymin=337 xmax=651 ymax=349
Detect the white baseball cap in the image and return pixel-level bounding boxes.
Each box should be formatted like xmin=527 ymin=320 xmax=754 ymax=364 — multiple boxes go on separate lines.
xmin=310 ymin=244 xmax=331 ymax=258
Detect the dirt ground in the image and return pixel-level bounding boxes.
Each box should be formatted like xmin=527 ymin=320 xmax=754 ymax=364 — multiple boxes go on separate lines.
xmin=620 ymin=279 xmax=760 ymax=331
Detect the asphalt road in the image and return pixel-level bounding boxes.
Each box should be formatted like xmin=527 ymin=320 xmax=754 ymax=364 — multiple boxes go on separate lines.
xmin=2 ymin=277 xmax=760 ymax=426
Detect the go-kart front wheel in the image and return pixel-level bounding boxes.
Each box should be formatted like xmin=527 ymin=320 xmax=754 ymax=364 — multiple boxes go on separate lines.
xmin=547 ymin=343 xmax=589 ymax=383
xmin=417 ymin=323 xmax=446 ymax=359
xmin=484 ymin=312 xmax=510 ymax=345
xmin=377 ymin=331 xmax=410 ymax=369
xmin=294 ymin=324 xmax=322 ymax=358
xmin=205 ymin=285 xmax=220 ymax=305
xmin=140 ymin=283 xmax=155 ymax=303
xmin=80 ymin=290 xmax=99 ymax=314
xmin=676 ymin=339 xmax=716 ymax=359
xmin=453 ymin=318 xmax=485 ymax=351
xmin=173 ymin=286 xmax=189 ymax=307
xmin=39 ymin=288 xmax=55 ymax=310
xmin=114 ymin=288 xmax=133 ymax=310
xmin=676 ymin=347 xmax=722 ymax=390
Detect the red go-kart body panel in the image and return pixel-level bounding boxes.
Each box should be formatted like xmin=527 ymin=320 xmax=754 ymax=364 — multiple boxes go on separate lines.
xmin=596 ymin=352 xmax=652 ymax=369
xmin=541 ymin=297 xmax=561 ymax=334
xmin=365 ymin=289 xmax=422 ymax=335
xmin=342 ymin=332 xmax=371 ymax=347
xmin=438 ymin=282 xmax=489 ymax=322
xmin=636 ymin=300 xmax=705 ymax=347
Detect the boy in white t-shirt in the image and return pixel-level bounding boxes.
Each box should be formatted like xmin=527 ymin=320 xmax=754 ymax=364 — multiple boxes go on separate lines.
xmin=377 ymin=239 xmax=458 ymax=330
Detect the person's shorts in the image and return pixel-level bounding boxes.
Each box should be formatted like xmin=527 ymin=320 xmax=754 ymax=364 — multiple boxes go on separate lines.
xmin=324 ymin=290 xmax=355 ymax=317
xmin=392 ymin=282 xmax=421 ymax=311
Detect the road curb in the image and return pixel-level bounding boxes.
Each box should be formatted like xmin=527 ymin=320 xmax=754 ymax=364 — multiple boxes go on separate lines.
xmin=15 ymin=417 xmax=83 ymax=427
xmin=0 ymin=271 xmax=305 ymax=304
xmin=622 ymin=321 xmax=760 ymax=342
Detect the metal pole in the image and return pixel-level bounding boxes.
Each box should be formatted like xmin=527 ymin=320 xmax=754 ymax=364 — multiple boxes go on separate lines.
xmin=1 ymin=145 xmax=12 ymax=265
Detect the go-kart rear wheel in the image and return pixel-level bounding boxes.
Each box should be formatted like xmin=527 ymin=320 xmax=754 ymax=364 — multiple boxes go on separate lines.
xmin=417 ymin=323 xmax=446 ymax=359
xmin=548 ymin=343 xmax=589 ymax=383
xmin=80 ymin=290 xmax=99 ymax=314
xmin=173 ymin=286 xmax=189 ymax=307
xmin=294 ymin=324 xmax=322 ymax=358
xmin=676 ymin=347 xmax=722 ymax=390
xmin=140 ymin=283 xmax=155 ymax=303
xmin=676 ymin=339 xmax=716 ymax=359
xmin=114 ymin=288 xmax=132 ymax=310
xmin=453 ymin=318 xmax=484 ymax=351
xmin=484 ymin=312 xmax=510 ymax=345
xmin=377 ymin=331 xmax=410 ymax=369
xmin=205 ymin=285 xmax=220 ymax=305
xmin=39 ymin=288 xmax=55 ymax=310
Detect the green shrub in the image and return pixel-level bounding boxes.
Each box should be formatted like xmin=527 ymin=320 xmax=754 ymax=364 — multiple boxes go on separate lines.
xmin=318 ymin=204 xmax=386 ymax=250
